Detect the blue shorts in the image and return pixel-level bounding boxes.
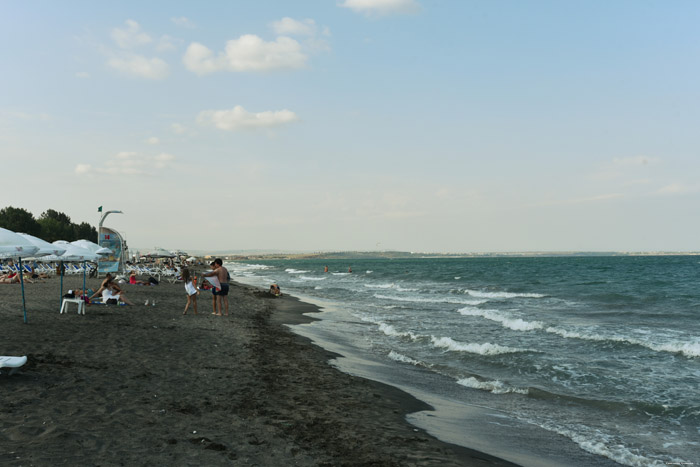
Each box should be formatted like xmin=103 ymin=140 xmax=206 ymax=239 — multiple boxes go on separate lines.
xmin=213 ymin=283 xmax=229 ymax=296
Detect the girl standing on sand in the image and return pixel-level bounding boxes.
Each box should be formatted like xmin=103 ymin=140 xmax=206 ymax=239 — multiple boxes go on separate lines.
xmin=182 ymin=268 xmax=198 ymax=315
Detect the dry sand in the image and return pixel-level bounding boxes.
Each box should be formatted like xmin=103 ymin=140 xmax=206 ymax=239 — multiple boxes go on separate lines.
xmin=0 ymin=274 xmax=515 ymax=466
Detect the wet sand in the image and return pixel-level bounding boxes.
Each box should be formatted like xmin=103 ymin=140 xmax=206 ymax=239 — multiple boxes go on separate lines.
xmin=0 ymin=275 xmax=515 ymax=466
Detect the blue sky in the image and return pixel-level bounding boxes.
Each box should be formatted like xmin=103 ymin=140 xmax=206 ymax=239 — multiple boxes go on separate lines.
xmin=2 ymin=1 xmax=699 ymax=253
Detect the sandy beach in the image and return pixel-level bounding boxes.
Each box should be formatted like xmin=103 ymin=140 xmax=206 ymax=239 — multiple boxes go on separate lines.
xmin=0 ymin=274 xmax=515 ymax=466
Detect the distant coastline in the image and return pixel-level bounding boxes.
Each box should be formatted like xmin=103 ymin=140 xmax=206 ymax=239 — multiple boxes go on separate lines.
xmin=177 ymin=250 xmax=700 ymax=261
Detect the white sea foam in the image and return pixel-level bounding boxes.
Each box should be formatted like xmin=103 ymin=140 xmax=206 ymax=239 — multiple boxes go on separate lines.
xmin=365 ymin=283 xmax=418 ymax=292
xmin=457 ymin=377 xmax=529 ymax=395
xmin=374 ymin=294 xmax=487 ymax=306
xmin=332 ymin=272 xmax=350 ymax=276
xmin=430 ymin=336 xmax=523 ymax=355
xmin=388 ymin=350 xmax=430 ymax=367
xmin=378 ymin=323 xmax=418 ymax=340
xmin=227 ymin=263 xmax=271 ymax=271
xmin=285 ymin=268 xmax=310 ymax=274
xmin=539 ymin=423 xmax=673 ymax=467
xmin=458 ymin=307 xmax=544 ymax=331
xmin=299 ymin=275 xmax=326 ymax=281
xmin=546 ymin=327 xmax=700 ymax=359
xmin=464 ymin=289 xmax=545 ymax=299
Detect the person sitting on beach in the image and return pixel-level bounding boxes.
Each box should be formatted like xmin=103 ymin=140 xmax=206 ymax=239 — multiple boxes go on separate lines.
xmin=129 ymin=271 xmax=149 ymax=286
xmin=89 ymin=273 xmax=114 ymax=300
xmin=269 ymin=284 xmax=281 ymax=296
xmin=102 ymin=283 xmax=134 ymax=306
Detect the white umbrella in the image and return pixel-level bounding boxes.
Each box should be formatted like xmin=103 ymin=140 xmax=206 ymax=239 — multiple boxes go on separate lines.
xmin=0 ymin=227 xmax=40 ymax=323
xmin=50 ymin=241 xmax=100 ymax=311
xmin=50 ymin=241 xmax=100 ymax=262
xmin=0 ymin=227 xmax=40 ymax=259
xmin=186 ymin=256 xmax=198 ymax=262
xmin=17 ymin=233 xmax=67 ymax=257
xmin=71 ymin=239 xmax=112 ymax=256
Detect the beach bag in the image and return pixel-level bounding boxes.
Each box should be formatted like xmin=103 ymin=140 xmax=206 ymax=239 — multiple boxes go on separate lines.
xmin=148 ymin=276 xmax=159 ymax=285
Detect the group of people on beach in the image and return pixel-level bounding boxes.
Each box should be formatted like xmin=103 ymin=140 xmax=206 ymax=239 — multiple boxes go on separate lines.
xmin=181 ymin=258 xmax=229 ymax=316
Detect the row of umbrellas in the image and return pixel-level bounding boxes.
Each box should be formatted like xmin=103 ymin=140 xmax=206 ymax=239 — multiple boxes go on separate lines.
xmin=0 ymin=227 xmax=113 ymax=323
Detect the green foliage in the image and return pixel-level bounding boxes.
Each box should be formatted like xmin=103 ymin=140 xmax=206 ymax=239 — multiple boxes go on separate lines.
xmin=0 ymin=206 xmax=97 ymax=242
xmin=74 ymin=222 xmax=98 ymax=242
xmin=0 ymin=206 xmax=41 ymax=236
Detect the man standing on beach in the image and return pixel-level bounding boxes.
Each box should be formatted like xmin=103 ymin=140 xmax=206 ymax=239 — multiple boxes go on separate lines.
xmin=203 ymin=259 xmax=229 ymax=316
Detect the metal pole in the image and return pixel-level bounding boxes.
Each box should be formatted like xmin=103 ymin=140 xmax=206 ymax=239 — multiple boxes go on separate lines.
xmin=19 ymin=257 xmax=27 ymax=324
xmin=59 ymin=261 xmax=64 ymax=311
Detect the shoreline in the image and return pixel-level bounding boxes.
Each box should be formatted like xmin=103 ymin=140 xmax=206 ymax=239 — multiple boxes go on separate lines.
xmin=0 ymin=277 xmax=514 ymax=466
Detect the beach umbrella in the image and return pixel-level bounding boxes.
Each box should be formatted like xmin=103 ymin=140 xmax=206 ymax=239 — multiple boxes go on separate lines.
xmin=146 ymin=247 xmax=176 ymax=258
xmin=50 ymin=241 xmax=100 ymax=311
xmin=0 ymin=228 xmax=40 ymax=323
xmin=71 ymin=239 xmax=112 ymax=256
xmin=16 ymin=233 xmax=67 ymax=258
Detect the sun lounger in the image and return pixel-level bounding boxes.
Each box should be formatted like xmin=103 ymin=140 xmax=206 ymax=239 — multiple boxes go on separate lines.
xmin=0 ymin=356 xmax=27 ymax=375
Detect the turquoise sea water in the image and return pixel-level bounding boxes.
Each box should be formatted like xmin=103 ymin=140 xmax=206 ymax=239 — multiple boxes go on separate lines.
xmin=226 ymin=256 xmax=700 ymax=466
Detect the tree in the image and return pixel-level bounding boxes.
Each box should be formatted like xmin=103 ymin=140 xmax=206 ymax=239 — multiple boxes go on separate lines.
xmin=74 ymin=222 xmax=98 ymax=241
xmin=0 ymin=206 xmax=41 ymax=236
xmin=40 ymin=209 xmax=72 ymax=225
xmin=38 ymin=210 xmax=74 ymax=242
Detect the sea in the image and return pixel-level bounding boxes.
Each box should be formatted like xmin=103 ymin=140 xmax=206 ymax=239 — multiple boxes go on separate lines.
xmin=225 ymin=256 xmax=699 ymax=467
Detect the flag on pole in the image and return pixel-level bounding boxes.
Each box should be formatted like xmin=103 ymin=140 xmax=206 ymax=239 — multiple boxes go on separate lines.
xmin=98 ymin=206 xmax=103 ymax=212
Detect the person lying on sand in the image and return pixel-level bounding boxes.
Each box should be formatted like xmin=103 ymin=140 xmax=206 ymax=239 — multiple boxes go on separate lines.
xmin=0 ymin=272 xmax=33 ymax=284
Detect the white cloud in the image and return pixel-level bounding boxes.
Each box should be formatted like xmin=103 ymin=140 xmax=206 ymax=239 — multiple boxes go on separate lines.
xmin=146 ymin=137 xmax=160 ymax=144
xmin=197 ymin=105 xmax=299 ymax=131
xmin=153 ymin=153 xmax=175 ymax=168
xmin=75 ymin=71 xmax=90 ymax=79
xmin=655 ymin=183 xmax=698 ymax=195
xmin=340 ymin=0 xmax=420 ymax=16
xmin=75 ymin=164 xmax=92 ymax=175
xmin=171 ymin=17 xmax=195 ymax=29
xmin=183 ymin=35 xmax=306 ymax=74
xmin=156 ymin=35 xmax=180 ymax=52
xmin=74 ymin=151 xmax=176 ymax=175
xmin=108 ymin=54 xmax=169 ymax=80
xmin=171 ymin=123 xmax=187 ymax=134
xmin=271 ymin=18 xmax=317 ymax=36
xmin=111 ymin=19 xmax=152 ymax=49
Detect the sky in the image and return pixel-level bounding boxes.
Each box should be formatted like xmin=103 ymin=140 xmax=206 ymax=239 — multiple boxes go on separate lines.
xmin=2 ymin=0 xmax=700 ymax=253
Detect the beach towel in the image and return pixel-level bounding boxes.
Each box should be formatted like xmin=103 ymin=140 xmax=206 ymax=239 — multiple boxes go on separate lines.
xmin=204 ymin=272 xmax=221 ymax=292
